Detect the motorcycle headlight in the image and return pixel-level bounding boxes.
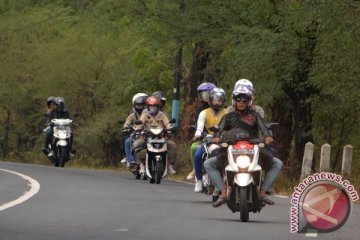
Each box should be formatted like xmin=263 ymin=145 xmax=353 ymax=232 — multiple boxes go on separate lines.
xmin=236 ymin=155 xmax=251 ymax=169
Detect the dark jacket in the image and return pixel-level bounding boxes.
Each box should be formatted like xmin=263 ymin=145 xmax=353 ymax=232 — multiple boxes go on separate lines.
xmin=49 ymin=109 xmax=70 ymax=120
xmin=215 ymin=109 xmax=271 ymax=139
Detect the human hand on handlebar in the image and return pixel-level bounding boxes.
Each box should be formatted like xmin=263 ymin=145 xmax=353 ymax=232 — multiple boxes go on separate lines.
xmin=265 ymin=136 xmax=273 ymax=145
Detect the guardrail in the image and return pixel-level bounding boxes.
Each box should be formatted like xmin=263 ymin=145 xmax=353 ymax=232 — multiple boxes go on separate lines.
xmin=300 ymin=142 xmax=353 ymax=180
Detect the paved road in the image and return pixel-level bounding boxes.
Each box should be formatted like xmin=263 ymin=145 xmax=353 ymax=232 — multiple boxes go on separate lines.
xmin=0 ymin=161 xmax=359 ymax=240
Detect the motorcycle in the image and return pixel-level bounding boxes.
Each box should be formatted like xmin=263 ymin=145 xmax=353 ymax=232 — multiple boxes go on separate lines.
xmin=212 ymin=123 xmax=278 ymax=222
xmin=135 ymin=119 xmax=176 ymax=184
xmin=50 ymin=118 xmax=74 ymax=167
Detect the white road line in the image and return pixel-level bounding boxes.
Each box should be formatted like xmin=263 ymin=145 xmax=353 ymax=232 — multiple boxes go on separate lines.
xmin=305 ymin=229 xmax=318 ymax=237
xmin=0 ymin=168 xmax=40 ymax=211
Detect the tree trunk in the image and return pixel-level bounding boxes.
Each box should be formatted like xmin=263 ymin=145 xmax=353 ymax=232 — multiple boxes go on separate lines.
xmin=181 ymin=41 xmax=211 ymax=140
xmin=283 ymin=21 xmax=319 ymax=178
xmin=269 ymin=97 xmax=293 ymax=174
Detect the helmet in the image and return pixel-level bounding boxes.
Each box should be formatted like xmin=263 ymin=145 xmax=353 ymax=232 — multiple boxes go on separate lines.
xmin=209 ymin=87 xmax=226 ymax=110
xmin=132 ymin=93 xmax=148 ymax=114
xmin=55 ymin=97 xmax=65 ymax=112
xmin=47 ymin=96 xmax=56 ymax=107
xmin=152 ymin=91 xmax=166 ymax=106
xmin=132 ymin=93 xmax=148 ymax=105
xmin=197 ymin=82 xmax=216 ymax=102
xmin=196 ymin=82 xmax=216 ymax=92
xmin=146 ymin=96 xmax=160 ymax=115
xmin=232 ymin=85 xmax=253 ymax=108
xmin=234 ymin=79 xmax=253 ymax=92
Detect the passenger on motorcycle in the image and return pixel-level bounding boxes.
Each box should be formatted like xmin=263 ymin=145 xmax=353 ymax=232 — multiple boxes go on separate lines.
xmin=187 ymin=82 xmax=216 ymax=180
xmin=121 ymin=93 xmax=148 ymax=167
xmin=193 ymin=87 xmax=226 ymax=192
xmin=204 ymin=83 xmax=276 ymax=207
xmin=132 ymin=96 xmax=177 ymax=175
xmin=152 ymin=91 xmax=167 ymax=112
xmin=44 ymin=97 xmax=75 ymax=158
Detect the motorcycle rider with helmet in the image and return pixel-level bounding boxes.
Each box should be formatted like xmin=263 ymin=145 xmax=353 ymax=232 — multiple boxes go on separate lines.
xmin=45 ymin=97 xmax=74 ymax=157
xmin=227 ymin=79 xmax=283 ymax=196
xmin=41 ymin=96 xmax=58 ymax=156
xmin=121 ymin=93 xmax=148 ymax=167
xmin=132 ymin=95 xmax=177 ymax=175
xmin=192 ymin=87 xmax=226 ymax=192
xmin=187 ymin=82 xmax=217 ymax=180
xmin=152 ymin=91 xmax=167 ymax=111
xmin=204 ymin=82 xmax=276 ymax=207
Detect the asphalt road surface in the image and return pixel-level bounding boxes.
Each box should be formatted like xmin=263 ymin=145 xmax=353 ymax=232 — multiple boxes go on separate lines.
xmin=1 ymin=161 xmax=359 ymax=240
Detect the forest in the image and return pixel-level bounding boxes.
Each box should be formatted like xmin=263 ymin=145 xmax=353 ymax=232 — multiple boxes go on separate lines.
xmin=0 ymin=0 xmax=359 ymax=186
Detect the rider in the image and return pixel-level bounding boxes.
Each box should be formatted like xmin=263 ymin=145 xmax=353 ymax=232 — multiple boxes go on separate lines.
xmin=204 ymin=83 xmax=277 ymax=207
xmin=132 ymin=96 xmax=177 ymax=175
xmin=42 ymin=96 xmax=58 ymax=156
xmin=46 ymin=97 xmax=74 ymax=157
xmin=193 ymin=87 xmax=226 ymax=192
xmin=187 ymin=82 xmax=216 ymax=180
xmin=121 ymin=93 xmax=148 ymax=167
xmin=228 ymin=79 xmax=283 ymax=196
xmin=152 ymin=91 xmax=167 ymax=112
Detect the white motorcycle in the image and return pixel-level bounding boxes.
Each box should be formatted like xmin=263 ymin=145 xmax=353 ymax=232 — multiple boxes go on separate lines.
xmin=50 ymin=118 xmax=73 ymax=167
xmin=144 ymin=125 xmax=169 ymax=184
xmin=211 ymin=127 xmax=270 ymax=222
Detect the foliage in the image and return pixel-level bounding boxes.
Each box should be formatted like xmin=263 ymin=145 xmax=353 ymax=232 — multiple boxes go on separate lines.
xmin=0 ymin=0 xmax=359 ymax=181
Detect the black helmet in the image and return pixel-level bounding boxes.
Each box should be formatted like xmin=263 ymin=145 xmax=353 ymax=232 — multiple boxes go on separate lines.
xmin=152 ymin=91 xmax=166 ymax=106
xmin=47 ymin=96 xmax=56 ymax=107
xmin=55 ymin=97 xmax=65 ymax=112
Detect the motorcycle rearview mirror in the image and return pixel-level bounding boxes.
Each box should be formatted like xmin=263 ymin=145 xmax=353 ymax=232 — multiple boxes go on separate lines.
xmin=169 ymin=118 xmax=176 ymax=124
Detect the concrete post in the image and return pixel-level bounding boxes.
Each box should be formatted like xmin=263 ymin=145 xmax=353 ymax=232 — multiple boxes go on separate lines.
xmin=301 ymin=142 xmax=314 ymax=180
xmin=320 ymin=143 xmax=331 ymax=172
xmin=341 ymin=145 xmax=353 ymax=177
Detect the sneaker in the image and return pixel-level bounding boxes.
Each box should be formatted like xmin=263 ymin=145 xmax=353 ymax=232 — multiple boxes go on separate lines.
xmin=194 ymin=180 xmax=203 ymax=192
xmin=168 ymin=165 xmax=176 ymax=174
xmin=126 ymin=161 xmax=130 ymax=169
xmin=48 ymin=150 xmax=54 ymax=157
xmin=120 ymin=158 xmax=127 ymax=164
xmin=186 ymin=170 xmax=195 ymax=180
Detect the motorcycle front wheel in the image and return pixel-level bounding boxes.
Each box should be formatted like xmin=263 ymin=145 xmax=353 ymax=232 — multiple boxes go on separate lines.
xmin=239 ymin=186 xmax=249 ymax=222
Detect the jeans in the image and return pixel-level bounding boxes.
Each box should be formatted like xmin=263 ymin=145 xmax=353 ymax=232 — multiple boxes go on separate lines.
xmin=203 ymin=155 xmax=226 ymax=192
xmin=124 ymin=136 xmax=134 ymax=163
xmin=204 ymin=153 xmax=283 ymax=193
xmin=190 ymin=141 xmax=200 ymax=168
xmin=262 ymin=157 xmax=283 ymax=192
xmin=194 ymin=145 xmax=204 ymax=181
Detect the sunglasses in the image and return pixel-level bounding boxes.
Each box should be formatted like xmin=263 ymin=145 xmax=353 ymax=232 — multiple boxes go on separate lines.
xmin=234 ymin=98 xmax=249 ymax=103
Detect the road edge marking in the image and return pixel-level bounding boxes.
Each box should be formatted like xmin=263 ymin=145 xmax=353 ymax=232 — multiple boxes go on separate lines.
xmin=0 ymin=168 xmax=40 ymax=211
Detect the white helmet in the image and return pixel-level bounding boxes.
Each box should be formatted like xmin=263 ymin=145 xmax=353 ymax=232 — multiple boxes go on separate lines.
xmin=234 ymin=79 xmax=253 ymax=92
xmin=232 ymin=85 xmax=253 ymax=108
xmin=132 ymin=93 xmax=148 ymax=105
